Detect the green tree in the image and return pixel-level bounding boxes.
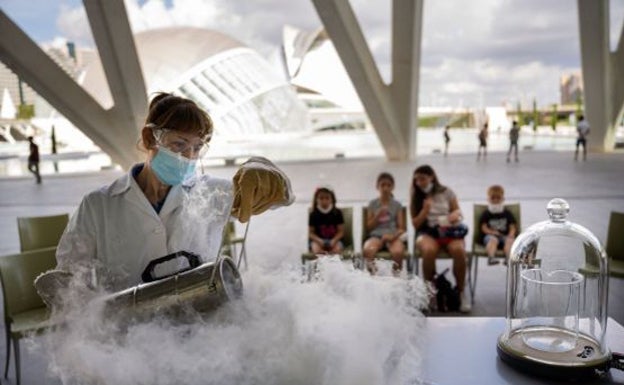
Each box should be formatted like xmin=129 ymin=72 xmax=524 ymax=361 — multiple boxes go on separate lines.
xmin=575 ymin=92 xmax=583 ymax=119
xmin=51 ymin=126 xmax=59 ymax=173
xmin=550 ymin=104 xmax=558 ymax=132
xmin=532 ymin=98 xmax=538 ymax=132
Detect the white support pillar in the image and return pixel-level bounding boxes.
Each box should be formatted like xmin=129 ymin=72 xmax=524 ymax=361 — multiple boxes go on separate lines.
xmin=0 ymin=0 xmax=147 ymax=169
xmin=391 ymin=0 xmax=424 ymax=159
xmin=577 ymin=0 xmax=624 ymax=152
xmin=311 ymin=0 xmax=423 ymax=160
xmin=84 ymin=0 xmax=148 ymax=125
xmin=612 ymin=9 xmax=624 ymax=131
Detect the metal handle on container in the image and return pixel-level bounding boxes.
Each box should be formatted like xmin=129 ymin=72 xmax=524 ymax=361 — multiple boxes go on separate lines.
xmin=611 ymin=352 xmax=624 ymax=372
xmin=141 ymin=250 xmax=201 ymax=283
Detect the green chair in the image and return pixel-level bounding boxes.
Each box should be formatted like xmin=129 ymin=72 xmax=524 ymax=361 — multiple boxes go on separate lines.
xmin=583 ymin=211 xmax=624 ymax=278
xmin=302 ymin=206 xmax=355 ymax=263
xmin=361 ymin=206 xmax=412 ymax=276
xmin=0 ymin=246 xmax=57 ymax=385
xmin=469 ymin=203 xmax=521 ymax=301
xmin=606 ymin=211 xmax=624 ymax=278
xmin=17 ymin=213 xmax=69 ymax=252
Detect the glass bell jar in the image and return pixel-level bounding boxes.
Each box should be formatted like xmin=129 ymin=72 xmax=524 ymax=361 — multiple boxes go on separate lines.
xmin=496 ymin=198 xmax=619 ymax=380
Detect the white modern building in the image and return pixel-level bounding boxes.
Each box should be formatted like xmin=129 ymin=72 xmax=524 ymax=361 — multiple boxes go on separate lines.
xmin=82 ymin=27 xmax=309 ymax=139
xmin=281 ymin=24 xmax=369 ymax=132
xmin=0 ymin=26 xmax=309 ymax=155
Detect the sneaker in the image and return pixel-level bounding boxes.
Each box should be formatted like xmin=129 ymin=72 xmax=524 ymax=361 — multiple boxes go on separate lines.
xmin=460 ymin=291 xmax=471 ymax=313
xmin=487 ymin=256 xmax=499 ymax=265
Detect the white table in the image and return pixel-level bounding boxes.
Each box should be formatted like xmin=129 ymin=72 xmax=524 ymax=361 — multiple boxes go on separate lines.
xmin=419 ymin=317 xmax=624 ymax=385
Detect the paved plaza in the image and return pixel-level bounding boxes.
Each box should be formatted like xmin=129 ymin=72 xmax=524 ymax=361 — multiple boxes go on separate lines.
xmin=0 ymin=149 xmax=623 ymax=384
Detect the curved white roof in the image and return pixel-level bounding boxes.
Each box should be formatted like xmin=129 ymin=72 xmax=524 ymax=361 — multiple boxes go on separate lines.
xmin=81 ymin=27 xmax=246 ymax=108
xmin=136 ymin=27 xmax=244 ymax=93
xmin=282 ymin=25 xmax=361 ymax=110
xmin=81 ymin=26 xmax=308 ymax=136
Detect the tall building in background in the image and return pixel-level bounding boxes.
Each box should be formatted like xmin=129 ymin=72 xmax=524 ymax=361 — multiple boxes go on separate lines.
xmin=560 ymin=72 xmax=583 ymax=105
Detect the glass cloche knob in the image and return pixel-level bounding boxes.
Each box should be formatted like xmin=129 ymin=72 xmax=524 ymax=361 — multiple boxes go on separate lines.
xmin=546 ymin=198 xmax=570 ymax=223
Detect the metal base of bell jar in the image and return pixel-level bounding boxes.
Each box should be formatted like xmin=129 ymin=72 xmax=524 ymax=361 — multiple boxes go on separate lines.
xmin=497 ymin=328 xmax=611 ymax=381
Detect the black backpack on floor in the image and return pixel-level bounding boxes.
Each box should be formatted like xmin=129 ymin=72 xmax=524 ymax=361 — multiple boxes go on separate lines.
xmin=435 ymin=268 xmax=460 ymax=312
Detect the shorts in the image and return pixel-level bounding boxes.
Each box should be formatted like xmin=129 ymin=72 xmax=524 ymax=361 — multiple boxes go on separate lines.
xmin=483 ymin=234 xmax=507 ymax=249
xmin=365 ymin=235 xmax=392 ymax=251
xmin=309 ymin=239 xmax=343 ymax=251
xmin=416 ymin=226 xmax=455 ymax=247
xmin=576 ymin=138 xmax=587 ymax=147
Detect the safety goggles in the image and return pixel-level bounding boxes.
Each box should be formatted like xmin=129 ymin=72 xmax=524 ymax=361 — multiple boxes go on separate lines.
xmin=152 ymin=128 xmax=210 ymax=159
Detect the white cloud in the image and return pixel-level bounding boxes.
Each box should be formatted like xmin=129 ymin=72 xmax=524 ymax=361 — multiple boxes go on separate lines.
xmin=47 ymin=0 xmax=622 ymax=108
xmin=56 ymin=3 xmax=91 ymax=46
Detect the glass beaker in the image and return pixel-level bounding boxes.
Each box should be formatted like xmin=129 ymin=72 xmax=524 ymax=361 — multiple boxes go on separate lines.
xmin=519 ymin=269 xmax=584 ymax=353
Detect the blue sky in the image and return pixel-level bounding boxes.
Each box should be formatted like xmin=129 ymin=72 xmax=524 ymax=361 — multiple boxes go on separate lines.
xmin=1 ymin=0 xmax=623 ymax=107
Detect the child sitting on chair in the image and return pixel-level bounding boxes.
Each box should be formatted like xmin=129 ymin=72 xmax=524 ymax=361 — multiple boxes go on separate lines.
xmin=309 ymin=187 xmax=344 ymax=255
xmin=363 ymin=172 xmax=406 ymax=276
xmin=480 ymin=185 xmax=517 ymax=265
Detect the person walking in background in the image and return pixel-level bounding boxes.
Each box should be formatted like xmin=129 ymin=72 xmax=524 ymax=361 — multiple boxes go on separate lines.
xmin=363 ymin=172 xmax=406 ymax=276
xmin=507 ymin=120 xmax=520 ymax=163
xmin=27 ymin=136 xmax=41 ymax=184
xmin=477 ymin=123 xmax=488 ymax=161
xmin=410 ymin=165 xmax=470 ymax=312
xmin=575 ymin=115 xmax=590 ymax=161
xmin=308 ymin=186 xmax=344 ymax=255
xmin=479 ymin=185 xmax=517 ymax=265
xmin=443 ymin=125 xmax=451 ymax=157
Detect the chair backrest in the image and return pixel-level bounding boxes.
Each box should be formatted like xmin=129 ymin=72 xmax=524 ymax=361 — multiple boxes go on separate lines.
xmin=472 ymin=203 xmax=521 ymax=246
xmin=0 ymin=246 xmax=57 ymax=317
xmin=339 ymin=207 xmax=354 ymax=251
xmin=606 ymin=211 xmax=624 ymax=262
xmin=361 ymin=206 xmax=407 ymax=245
xmin=17 ymin=213 xmax=69 ymax=252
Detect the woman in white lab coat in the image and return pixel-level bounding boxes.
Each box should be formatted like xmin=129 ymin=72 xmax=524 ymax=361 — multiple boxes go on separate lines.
xmin=36 ymin=93 xmax=292 ymax=300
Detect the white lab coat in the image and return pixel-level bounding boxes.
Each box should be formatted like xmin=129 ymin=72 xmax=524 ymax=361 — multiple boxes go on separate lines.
xmin=55 ymin=164 xmax=233 ymax=292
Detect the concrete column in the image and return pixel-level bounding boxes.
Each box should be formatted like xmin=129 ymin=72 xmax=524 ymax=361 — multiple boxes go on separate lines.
xmin=577 ymin=0 xmax=624 ymax=151
xmin=311 ymin=0 xmax=423 ymax=160
xmin=84 ymin=0 xmax=148 ymax=126
xmin=612 ymin=11 xmax=624 ymax=132
xmin=391 ymin=0 xmax=424 ymax=159
xmin=0 ymin=0 xmax=147 ymax=169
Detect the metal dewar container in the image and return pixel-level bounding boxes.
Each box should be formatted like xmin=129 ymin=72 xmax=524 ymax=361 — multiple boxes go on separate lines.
xmin=497 ymin=198 xmax=623 ymax=380
xmin=100 ymin=251 xmax=243 ymax=323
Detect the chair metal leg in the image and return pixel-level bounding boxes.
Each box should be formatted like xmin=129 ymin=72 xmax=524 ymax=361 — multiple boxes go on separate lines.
xmin=13 ymin=337 xmax=20 ymax=385
xmin=469 ymin=254 xmax=478 ymax=305
xmin=241 ymin=246 xmax=248 ymax=270
xmin=407 ymin=253 xmax=420 ymax=278
xmin=4 ymin=325 xmax=10 ymax=379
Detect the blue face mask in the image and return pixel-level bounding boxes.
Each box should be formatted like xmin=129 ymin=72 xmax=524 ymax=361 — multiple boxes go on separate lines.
xmin=150 ymin=146 xmax=197 ymax=185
